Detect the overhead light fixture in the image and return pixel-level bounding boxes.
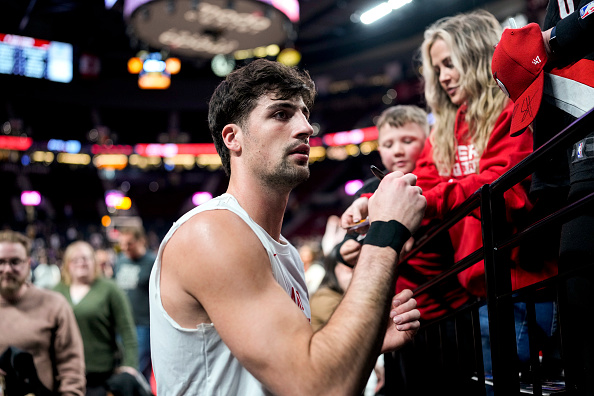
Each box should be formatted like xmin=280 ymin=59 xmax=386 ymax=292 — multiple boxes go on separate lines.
xmin=124 ymin=0 xmax=299 ymax=59
xmin=360 ymin=0 xmax=412 ymax=25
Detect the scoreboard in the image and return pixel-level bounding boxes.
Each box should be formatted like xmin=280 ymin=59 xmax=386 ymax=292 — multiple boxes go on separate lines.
xmin=0 ymin=33 xmax=73 ymax=83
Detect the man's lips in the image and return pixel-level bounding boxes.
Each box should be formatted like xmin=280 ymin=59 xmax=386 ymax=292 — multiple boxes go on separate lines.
xmin=288 ymin=144 xmax=310 ymax=158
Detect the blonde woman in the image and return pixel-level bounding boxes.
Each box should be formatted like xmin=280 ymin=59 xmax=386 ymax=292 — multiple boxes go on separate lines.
xmin=414 ymin=10 xmax=558 ymax=295
xmin=415 ymin=10 xmax=558 ymax=380
xmin=342 ymin=10 xmax=554 ymax=297
xmin=341 ymin=9 xmax=558 ymax=384
xmin=55 ymin=241 xmax=139 ymax=396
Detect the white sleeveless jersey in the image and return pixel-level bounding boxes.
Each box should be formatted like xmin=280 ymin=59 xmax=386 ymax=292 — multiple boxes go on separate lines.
xmin=149 ymin=193 xmax=311 ymax=396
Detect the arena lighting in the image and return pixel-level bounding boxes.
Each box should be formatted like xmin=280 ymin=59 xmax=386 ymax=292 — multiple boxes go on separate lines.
xmin=21 ymin=191 xmax=41 ymax=206
xmin=211 ymin=54 xmax=236 ymax=77
xmin=105 ymin=192 xmax=133 ymax=211
xmin=129 ymin=154 xmax=162 ymax=169
xmin=310 ymin=137 xmax=323 ymax=147
xmin=192 ymin=192 xmax=213 ymax=206
xmin=124 ymin=0 xmax=299 ymax=59
xmin=164 ymin=154 xmax=196 ymax=168
xmin=195 ymin=154 xmax=222 ymax=168
xmin=1 ymin=125 xmax=384 ymax=172
xmin=101 ymin=215 xmax=112 ymax=227
xmin=127 ymin=57 xmax=143 ymax=74
xmin=165 ymin=57 xmax=181 ymax=74
xmin=115 ymin=197 xmax=132 ymax=210
xmin=93 ymin=154 xmax=129 ymax=170
xmin=345 ymin=144 xmax=361 ymax=157
xmin=322 ymin=126 xmax=378 ymax=147
xmin=326 ymin=146 xmax=349 ymax=161
xmin=276 ymin=48 xmax=301 ymax=67
xmin=134 ymin=143 xmax=218 ymax=157
xmin=92 ymin=144 xmax=134 ymax=155
xmin=105 ymin=190 xmax=124 ymax=208
xmin=47 ymin=139 xmax=81 ymax=153
xmin=31 ymin=151 xmax=54 ymax=163
xmin=360 ymin=141 xmax=379 ymax=155
xmin=234 ymin=44 xmax=280 ymax=61
xmin=0 ymin=136 xmax=33 ymax=151
xmin=56 ymin=153 xmax=91 ymax=165
xmin=128 ymin=52 xmax=180 ymax=89
xmin=345 ymin=180 xmax=364 ymax=196
xmin=308 ymin=146 xmax=326 ymax=163
xmin=360 ymin=0 xmax=412 ymax=25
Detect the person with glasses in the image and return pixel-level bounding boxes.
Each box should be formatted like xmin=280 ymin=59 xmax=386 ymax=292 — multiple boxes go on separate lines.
xmin=0 ymin=230 xmax=85 ymax=396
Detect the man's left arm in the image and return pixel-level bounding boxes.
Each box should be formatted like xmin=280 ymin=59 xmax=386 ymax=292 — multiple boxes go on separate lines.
xmin=53 ymin=298 xmax=85 ymax=396
xmin=542 ymin=0 xmax=594 ymax=62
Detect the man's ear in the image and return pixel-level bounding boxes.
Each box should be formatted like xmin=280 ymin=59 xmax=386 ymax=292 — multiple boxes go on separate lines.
xmin=222 ymin=124 xmax=242 ymax=153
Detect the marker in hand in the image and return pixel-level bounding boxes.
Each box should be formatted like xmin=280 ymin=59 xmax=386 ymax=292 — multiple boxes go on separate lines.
xmin=347 ymin=166 xmax=385 ymax=232
xmin=370 ymin=165 xmax=386 ymax=181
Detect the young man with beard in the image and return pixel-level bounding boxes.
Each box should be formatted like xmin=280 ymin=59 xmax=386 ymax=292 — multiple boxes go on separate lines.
xmin=149 ymin=59 xmax=426 ymax=395
xmin=0 ymin=230 xmax=85 ymax=396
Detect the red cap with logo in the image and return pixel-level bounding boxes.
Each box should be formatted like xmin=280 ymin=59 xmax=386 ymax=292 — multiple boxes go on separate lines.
xmin=491 ymin=23 xmax=548 ymax=136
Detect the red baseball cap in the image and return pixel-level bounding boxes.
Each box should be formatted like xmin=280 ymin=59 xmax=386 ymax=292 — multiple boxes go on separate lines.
xmin=491 ymin=23 xmax=548 ymax=136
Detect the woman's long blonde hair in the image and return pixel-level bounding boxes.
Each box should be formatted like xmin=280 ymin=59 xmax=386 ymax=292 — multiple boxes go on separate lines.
xmin=61 ymin=240 xmax=101 ymax=286
xmin=421 ymin=10 xmax=508 ymax=176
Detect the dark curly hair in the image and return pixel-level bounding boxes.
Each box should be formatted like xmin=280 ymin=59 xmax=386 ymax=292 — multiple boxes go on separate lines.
xmin=208 ymin=59 xmax=316 ymax=176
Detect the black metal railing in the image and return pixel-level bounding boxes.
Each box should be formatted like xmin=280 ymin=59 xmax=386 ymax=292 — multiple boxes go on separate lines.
xmin=384 ymin=106 xmax=594 ymax=395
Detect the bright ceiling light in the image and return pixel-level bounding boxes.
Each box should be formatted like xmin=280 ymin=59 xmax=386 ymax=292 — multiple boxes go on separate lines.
xmin=360 ymin=0 xmax=412 ymax=25
xmin=360 ymin=2 xmax=392 ymax=24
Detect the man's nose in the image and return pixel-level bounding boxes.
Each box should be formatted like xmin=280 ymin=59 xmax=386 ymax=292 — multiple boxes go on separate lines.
xmin=295 ymin=113 xmax=314 ymax=138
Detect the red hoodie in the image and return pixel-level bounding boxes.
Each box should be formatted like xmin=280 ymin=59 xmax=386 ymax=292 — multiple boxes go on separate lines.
xmin=414 ymin=100 xmax=557 ymax=297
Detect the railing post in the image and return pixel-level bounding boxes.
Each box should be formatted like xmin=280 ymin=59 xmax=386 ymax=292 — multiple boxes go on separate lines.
xmin=480 ymin=184 xmax=519 ymax=394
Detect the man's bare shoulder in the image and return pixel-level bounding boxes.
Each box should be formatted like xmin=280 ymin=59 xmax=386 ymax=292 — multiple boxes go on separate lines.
xmin=164 ymin=209 xmax=258 ymax=263
xmin=160 ymin=208 xmax=271 ymax=327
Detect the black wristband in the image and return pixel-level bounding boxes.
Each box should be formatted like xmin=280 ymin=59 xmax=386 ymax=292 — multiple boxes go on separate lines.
xmin=362 ymin=220 xmax=411 ymax=253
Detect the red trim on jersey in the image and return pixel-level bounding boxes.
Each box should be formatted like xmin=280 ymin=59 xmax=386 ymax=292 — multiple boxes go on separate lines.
xmin=550 ymin=58 xmax=594 ymax=88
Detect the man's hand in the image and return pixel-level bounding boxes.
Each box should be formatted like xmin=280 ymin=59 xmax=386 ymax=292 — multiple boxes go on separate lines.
xmin=541 ymin=27 xmax=555 ymax=62
xmin=322 ymin=215 xmax=347 ymax=256
xmin=381 ymin=289 xmax=420 ymax=353
xmin=339 ymin=239 xmax=362 ymax=267
xmin=341 ymin=196 xmax=370 ymax=233
xmin=369 ymin=172 xmax=426 ymax=234
xmin=401 ymin=236 xmax=415 ymax=257
xmin=341 ymin=172 xmax=426 ymax=236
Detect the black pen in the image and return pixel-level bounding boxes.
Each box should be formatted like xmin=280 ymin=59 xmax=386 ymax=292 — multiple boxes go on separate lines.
xmin=346 ymin=166 xmax=386 ymax=232
xmin=370 ymin=165 xmax=386 ymax=180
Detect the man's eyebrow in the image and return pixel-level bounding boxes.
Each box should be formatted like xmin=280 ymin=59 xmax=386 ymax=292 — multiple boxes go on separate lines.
xmin=267 ymin=101 xmax=310 ymax=116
